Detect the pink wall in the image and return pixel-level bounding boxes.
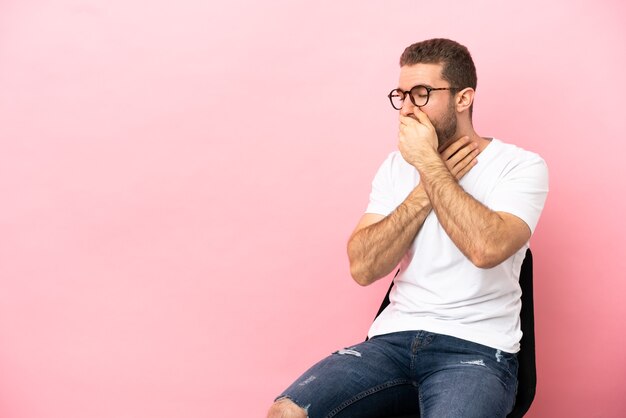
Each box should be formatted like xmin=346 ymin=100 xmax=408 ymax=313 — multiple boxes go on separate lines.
xmin=1 ymin=1 xmax=625 ymax=417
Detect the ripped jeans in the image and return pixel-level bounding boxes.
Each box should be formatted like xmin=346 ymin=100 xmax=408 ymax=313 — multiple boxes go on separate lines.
xmin=275 ymin=331 xmax=518 ymax=418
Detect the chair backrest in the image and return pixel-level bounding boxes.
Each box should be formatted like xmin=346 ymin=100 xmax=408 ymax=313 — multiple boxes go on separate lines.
xmin=373 ymin=248 xmax=536 ymax=418
xmin=508 ymin=248 xmax=536 ymax=418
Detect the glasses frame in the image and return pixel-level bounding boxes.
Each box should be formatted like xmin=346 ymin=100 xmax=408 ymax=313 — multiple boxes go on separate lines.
xmin=388 ymin=84 xmax=460 ymax=110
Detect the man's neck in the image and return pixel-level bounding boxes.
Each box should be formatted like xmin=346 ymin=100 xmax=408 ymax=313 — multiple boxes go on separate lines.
xmin=458 ymin=123 xmax=491 ymax=152
xmin=439 ymin=129 xmax=489 ymax=153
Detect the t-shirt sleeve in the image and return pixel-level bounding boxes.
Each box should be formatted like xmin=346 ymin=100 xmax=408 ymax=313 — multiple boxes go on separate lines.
xmin=486 ymin=153 xmax=549 ymax=234
xmin=365 ymin=153 xmax=397 ymax=216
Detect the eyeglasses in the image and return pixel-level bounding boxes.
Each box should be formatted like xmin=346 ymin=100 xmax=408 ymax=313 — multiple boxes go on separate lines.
xmin=387 ymin=85 xmax=459 ymax=110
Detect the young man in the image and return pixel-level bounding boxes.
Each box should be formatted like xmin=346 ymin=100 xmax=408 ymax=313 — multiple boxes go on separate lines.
xmin=267 ymin=38 xmax=549 ymax=418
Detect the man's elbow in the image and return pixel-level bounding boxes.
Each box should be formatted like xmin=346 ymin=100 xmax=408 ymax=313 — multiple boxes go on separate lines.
xmin=347 ymin=243 xmax=376 ymax=286
xmin=470 ymin=255 xmax=500 ymax=269
xmin=350 ymin=263 xmax=375 ymax=286
xmin=468 ymin=245 xmax=505 ymax=269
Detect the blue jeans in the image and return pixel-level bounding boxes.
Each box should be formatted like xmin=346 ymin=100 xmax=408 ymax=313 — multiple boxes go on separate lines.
xmin=276 ymin=331 xmax=518 ymax=418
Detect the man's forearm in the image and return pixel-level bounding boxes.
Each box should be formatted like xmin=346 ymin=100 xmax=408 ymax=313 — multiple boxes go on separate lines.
xmin=347 ymin=185 xmax=431 ymax=286
xmin=418 ymin=155 xmax=516 ymax=268
xmin=396 ymin=108 xmax=529 ymax=268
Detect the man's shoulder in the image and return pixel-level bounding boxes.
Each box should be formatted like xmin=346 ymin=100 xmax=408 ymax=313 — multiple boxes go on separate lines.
xmin=489 ymin=138 xmax=547 ymax=167
xmin=493 ymin=138 xmax=543 ymax=157
xmin=485 ymin=139 xmax=548 ymax=185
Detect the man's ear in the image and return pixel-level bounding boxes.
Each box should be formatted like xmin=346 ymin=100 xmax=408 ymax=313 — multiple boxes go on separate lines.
xmin=455 ymin=88 xmax=475 ymax=113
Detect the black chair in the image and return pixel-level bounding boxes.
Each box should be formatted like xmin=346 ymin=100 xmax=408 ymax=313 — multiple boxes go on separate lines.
xmin=374 ymin=249 xmax=536 ymax=418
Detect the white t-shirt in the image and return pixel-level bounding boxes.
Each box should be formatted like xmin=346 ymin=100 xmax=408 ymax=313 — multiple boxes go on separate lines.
xmin=366 ymin=139 xmax=549 ymax=353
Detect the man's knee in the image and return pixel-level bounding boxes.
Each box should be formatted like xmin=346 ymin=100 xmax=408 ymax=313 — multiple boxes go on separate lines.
xmin=266 ymin=397 xmax=308 ymax=418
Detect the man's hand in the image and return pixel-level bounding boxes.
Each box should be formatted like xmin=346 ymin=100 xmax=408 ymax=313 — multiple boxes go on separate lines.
xmin=398 ymin=108 xmax=438 ymax=168
xmin=440 ymin=136 xmax=479 ymax=181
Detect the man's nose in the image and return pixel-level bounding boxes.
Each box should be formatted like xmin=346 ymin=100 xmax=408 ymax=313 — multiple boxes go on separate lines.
xmin=400 ymin=97 xmax=415 ymax=116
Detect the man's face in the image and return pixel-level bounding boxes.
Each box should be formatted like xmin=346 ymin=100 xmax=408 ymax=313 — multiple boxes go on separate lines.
xmin=397 ymin=63 xmax=458 ymax=148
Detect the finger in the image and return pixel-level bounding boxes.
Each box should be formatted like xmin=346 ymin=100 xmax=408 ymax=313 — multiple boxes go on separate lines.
xmin=441 ymin=136 xmax=471 ymax=160
xmin=399 ymin=115 xmax=418 ymax=127
xmin=454 ymin=156 xmax=478 ymax=180
xmin=453 ymin=146 xmax=478 ymax=166
xmin=451 ymin=149 xmax=479 ymax=179
xmin=443 ymin=141 xmax=476 ymax=170
xmin=440 ymin=135 xmax=470 ymax=155
xmin=457 ymin=147 xmax=479 ymax=168
xmin=412 ymin=107 xmax=435 ymax=129
xmin=397 ymin=128 xmax=406 ymax=142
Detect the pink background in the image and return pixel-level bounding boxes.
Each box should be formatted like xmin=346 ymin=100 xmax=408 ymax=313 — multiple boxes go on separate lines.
xmin=1 ymin=1 xmax=625 ymax=417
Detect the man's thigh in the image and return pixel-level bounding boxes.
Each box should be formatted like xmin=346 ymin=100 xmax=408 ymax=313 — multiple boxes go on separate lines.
xmin=416 ymin=335 xmax=519 ymax=418
xmin=275 ymin=333 xmax=419 ymax=418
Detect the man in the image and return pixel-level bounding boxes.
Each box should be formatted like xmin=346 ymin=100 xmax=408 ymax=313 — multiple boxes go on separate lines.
xmin=267 ymin=38 xmax=549 ymax=418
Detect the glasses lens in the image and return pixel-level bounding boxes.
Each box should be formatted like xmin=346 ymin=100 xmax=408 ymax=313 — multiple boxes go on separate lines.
xmin=389 ymin=89 xmax=404 ymax=110
xmin=410 ymin=85 xmax=429 ymax=107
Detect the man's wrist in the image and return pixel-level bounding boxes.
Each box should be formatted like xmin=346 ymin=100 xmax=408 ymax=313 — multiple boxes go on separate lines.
xmin=401 ymin=183 xmax=432 ymax=217
xmin=414 ymin=146 xmax=445 ymax=173
xmin=418 ymin=155 xmax=456 ymax=193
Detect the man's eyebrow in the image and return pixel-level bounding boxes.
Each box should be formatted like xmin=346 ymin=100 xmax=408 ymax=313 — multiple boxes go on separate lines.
xmin=400 ymin=83 xmax=432 ymax=90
